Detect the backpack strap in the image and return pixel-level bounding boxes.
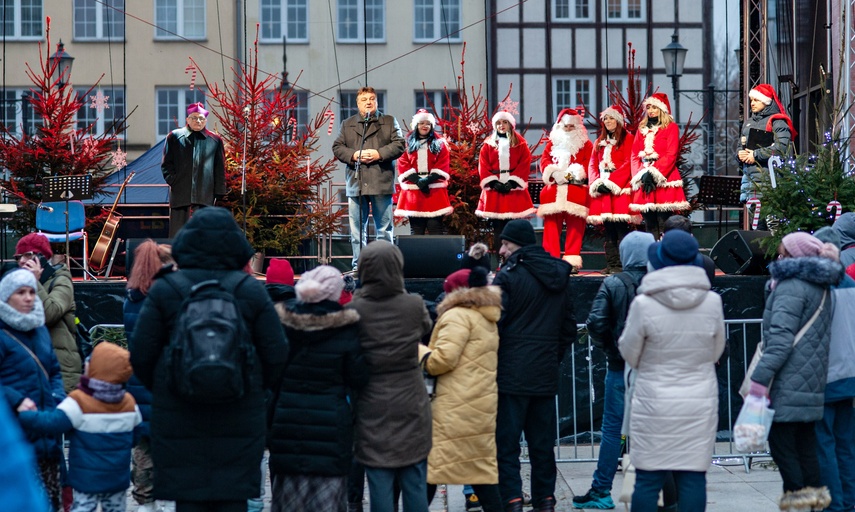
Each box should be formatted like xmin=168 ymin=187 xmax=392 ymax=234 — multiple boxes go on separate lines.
xmin=614 ymin=272 xmax=639 ymax=316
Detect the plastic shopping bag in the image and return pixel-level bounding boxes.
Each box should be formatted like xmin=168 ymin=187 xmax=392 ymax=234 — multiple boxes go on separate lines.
xmin=733 ymin=394 xmax=775 ymax=453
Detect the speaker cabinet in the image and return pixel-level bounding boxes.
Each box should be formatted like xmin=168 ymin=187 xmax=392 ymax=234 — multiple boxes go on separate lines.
xmin=125 ymin=238 xmax=172 ymax=277
xmin=395 ymin=235 xmax=465 ymax=278
xmin=710 ymin=230 xmax=771 ymax=275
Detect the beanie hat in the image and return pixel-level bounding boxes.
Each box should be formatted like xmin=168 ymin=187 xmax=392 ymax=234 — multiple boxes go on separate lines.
xmin=461 ymin=242 xmax=492 ymax=272
xmin=295 ymin=265 xmax=344 ymax=303
xmin=186 ymin=102 xmax=209 ymax=117
xmin=410 ymin=109 xmax=437 ymax=130
xmin=443 ymin=266 xmax=489 ymax=294
xmin=647 ymin=230 xmax=703 ymax=270
xmin=781 ymin=232 xmax=840 ymax=261
xmin=500 ymin=220 xmax=537 ymax=247
xmin=491 ymin=110 xmax=516 ymax=129
xmin=16 ymin=233 xmax=53 ymax=259
xmin=554 ymin=108 xmax=583 ymax=128
xmin=643 ymin=92 xmax=671 ymax=116
xmin=87 ymin=342 xmax=133 ymax=385
xmin=748 ymin=84 xmax=775 ymax=106
xmin=599 ymin=105 xmax=625 ymax=125
xmin=266 ymin=258 xmax=295 ymax=286
xmin=0 ymin=268 xmax=38 ymax=302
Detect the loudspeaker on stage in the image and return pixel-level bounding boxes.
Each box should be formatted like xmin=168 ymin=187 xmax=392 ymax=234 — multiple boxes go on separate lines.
xmin=710 ymin=230 xmax=772 ymax=275
xmin=395 ymin=235 xmax=465 ymax=279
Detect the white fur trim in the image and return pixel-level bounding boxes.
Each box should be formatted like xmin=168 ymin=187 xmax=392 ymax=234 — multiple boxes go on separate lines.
xmin=410 ymin=111 xmax=437 ymax=130
xmin=395 ymin=206 xmax=453 ymax=218
xmin=629 ymin=200 xmax=691 ymax=213
xmin=567 ymin=162 xmax=586 ymax=182
xmin=492 ymin=111 xmax=516 ymax=128
xmin=399 ymin=181 xmax=448 ymax=191
xmin=480 ymin=176 xmax=499 ymax=189
xmin=643 ymin=97 xmax=670 ymax=115
xmin=475 ymin=206 xmax=537 ymax=219
xmin=599 ymin=107 xmax=625 ymax=124
xmin=417 ymin=145 xmax=429 ymax=174
xmin=542 ymin=164 xmax=561 ymax=184
xmin=536 ymin=185 xmax=589 ymax=219
xmin=398 ymin=169 xmax=417 ymax=184
xmin=599 ymin=139 xmax=617 ymax=172
xmin=646 ymin=167 xmax=668 ymax=186
xmin=587 ymin=214 xmax=605 ymax=225
xmin=431 ymin=169 xmax=450 ymax=180
xmin=748 ymin=89 xmax=773 ymax=105
xmin=497 ymin=137 xmax=510 ymax=171
xmin=589 ymin=178 xmax=621 ymax=197
xmin=507 ymin=175 xmax=528 ymax=188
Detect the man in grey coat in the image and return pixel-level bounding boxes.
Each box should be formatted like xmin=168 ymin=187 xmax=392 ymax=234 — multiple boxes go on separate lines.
xmin=332 ymin=87 xmax=405 ymax=271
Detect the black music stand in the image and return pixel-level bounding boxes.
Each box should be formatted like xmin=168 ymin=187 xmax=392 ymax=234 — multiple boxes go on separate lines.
xmin=697 ymin=176 xmax=742 ymax=239
xmin=42 ymin=175 xmax=93 ymax=272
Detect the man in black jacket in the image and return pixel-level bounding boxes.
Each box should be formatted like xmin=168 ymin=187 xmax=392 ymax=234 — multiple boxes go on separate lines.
xmin=574 ymin=231 xmax=655 ymax=510
xmin=492 ymin=220 xmax=576 ymax=512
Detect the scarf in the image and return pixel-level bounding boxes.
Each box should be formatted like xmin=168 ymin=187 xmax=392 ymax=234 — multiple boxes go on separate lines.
xmin=78 ymin=375 xmax=126 ymax=404
xmin=0 ymin=297 xmax=45 ymax=332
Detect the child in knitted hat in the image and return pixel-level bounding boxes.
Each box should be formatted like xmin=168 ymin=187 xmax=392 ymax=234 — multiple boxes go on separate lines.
xmin=18 ymin=342 xmax=142 ymax=512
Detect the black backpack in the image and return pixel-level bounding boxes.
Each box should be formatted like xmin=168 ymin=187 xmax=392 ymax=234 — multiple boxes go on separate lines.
xmin=164 ymin=272 xmax=254 ymax=404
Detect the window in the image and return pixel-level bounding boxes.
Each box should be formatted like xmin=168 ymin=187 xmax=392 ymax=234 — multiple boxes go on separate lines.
xmin=414 ymin=0 xmax=460 ymax=42
xmin=553 ymin=0 xmax=591 ymax=21
xmin=2 ymin=0 xmax=43 ymax=39
xmin=266 ymin=89 xmax=309 ymax=141
xmin=337 ymin=0 xmax=385 ymax=43
xmin=260 ymin=0 xmax=308 ymax=43
xmin=607 ymin=77 xmax=644 ymax=98
xmin=554 ymin=77 xmax=591 ymax=114
xmin=1 ymin=89 xmax=37 ymax=137
xmin=75 ymin=87 xmax=126 ymax=137
xmin=155 ymin=88 xmax=207 ymax=138
xmin=414 ymin=90 xmax=460 ymax=121
xmin=74 ymin=0 xmax=124 ymax=41
xmin=155 ymin=0 xmax=205 ymax=40
xmin=606 ymin=0 xmax=642 ymax=20
xmin=339 ymin=90 xmax=386 ymax=120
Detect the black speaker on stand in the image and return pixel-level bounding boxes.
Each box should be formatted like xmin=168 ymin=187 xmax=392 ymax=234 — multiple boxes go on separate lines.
xmin=710 ymin=230 xmax=772 ymax=275
xmin=395 ymin=235 xmax=465 ymax=278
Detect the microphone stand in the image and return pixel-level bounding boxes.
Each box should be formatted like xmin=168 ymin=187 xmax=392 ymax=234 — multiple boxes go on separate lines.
xmin=241 ymin=107 xmax=250 ymax=237
xmin=353 ymin=112 xmax=370 ymax=268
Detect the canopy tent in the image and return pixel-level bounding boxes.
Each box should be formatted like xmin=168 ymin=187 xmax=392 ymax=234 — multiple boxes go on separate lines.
xmin=84 ymin=139 xmax=169 ymax=205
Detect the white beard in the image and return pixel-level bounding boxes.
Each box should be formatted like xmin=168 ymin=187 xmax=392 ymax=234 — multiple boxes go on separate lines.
xmin=549 ymin=126 xmax=588 ymax=169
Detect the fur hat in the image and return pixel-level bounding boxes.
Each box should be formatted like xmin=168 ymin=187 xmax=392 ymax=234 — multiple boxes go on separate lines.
xmin=643 ymin=92 xmax=671 ymax=116
xmin=554 ymin=108 xmax=583 ymax=128
xmin=647 ymin=230 xmax=703 ymax=270
xmin=16 ymin=233 xmax=52 ymax=259
xmin=266 ymin=258 xmax=295 ymax=286
xmin=599 ymin=105 xmax=625 ymax=125
xmin=781 ymin=232 xmax=839 ymax=261
xmin=748 ymin=84 xmax=776 ymax=106
xmin=500 ymin=220 xmax=537 ymax=247
xmin=462 ymin=243 xmax=492 ymax=272
xmin=88 ymin=342 xmax=133 ymax=385
xmin=295 ymin=265 xmax=344 ymax=303
xmin=491 ymin=110 xmax=516 ymax=129
xmin=0 ymin=269 xmax=38 ymax=303
xmin=410 ymin=109 xmax=437 ymax=130
xmin=443 ymin=266 xmax=489 ymax=294
xmin=186 ymin=102 xmax=209 ymax=117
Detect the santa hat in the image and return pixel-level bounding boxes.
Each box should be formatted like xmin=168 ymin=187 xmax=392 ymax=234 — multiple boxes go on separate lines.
xmin=410 ymin=109 xmax=437 ymax=130
xmin=748 ymin=84 xmax=775 ymax=105
xmin=554 ymin=108 xmax=583 ymax=128
xmin=186 ymin=102 xmax=209 ymax=117
xmin=491 ymin=110 xmax=516 ymax=129
xmin=643 ymin=93 xmax=671 ymax=115
xmin=599 ymin=105 xmax=625 ymax=125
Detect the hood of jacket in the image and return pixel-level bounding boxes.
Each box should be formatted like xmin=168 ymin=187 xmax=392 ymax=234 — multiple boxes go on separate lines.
xmin=833 ymin=212 xmax=855 ymax=249
xmin=769 ymin=256 xmax=844 ymax=287
xmin=620 ymin=231 xmax=656 ymax=270
xmin=266 ymin=283 xmax=296 ymax=303
xmin=638 ymin=265 xmax=710 ymax=309
xmin=171 ymin=207 xmax=254 ymax=270
xmin=276 ymin=300 xmax=360 ymax=332
xmin=355 ymin=241 xmax=406 ymax=300
xmin=436 ymin=285 xmax=502 ymax=322
xmin=503 ymin=245 xmax=570 ymax=293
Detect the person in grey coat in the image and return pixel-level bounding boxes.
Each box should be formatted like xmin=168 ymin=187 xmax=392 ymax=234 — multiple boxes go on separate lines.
xmin=831 ymin=212 xmax=855 ymax=268
xmin=747 ymin=232 xmax=843 ymax=512
xmin=332 ymin=87 xmax=406 ymax=270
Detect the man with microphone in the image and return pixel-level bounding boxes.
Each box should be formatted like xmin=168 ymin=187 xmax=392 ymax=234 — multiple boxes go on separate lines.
xmin=332 ymin=87 xmax=405 ymax=271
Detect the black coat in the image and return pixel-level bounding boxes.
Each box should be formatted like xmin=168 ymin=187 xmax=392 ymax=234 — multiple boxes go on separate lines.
xmin=129 ymin=207 xmax=289 ymax=502
xmin=585 ymin=268 xmax=646 ymax=372
xmin=268 ymin=300 xmax=368 ymax=477
xmin=161 ymin=126 xmax=227 ymax=207
xmin=331 ymin=112 xmax=405 ymax=197
xmin=492 ymin=245 xmax=576 ymax=395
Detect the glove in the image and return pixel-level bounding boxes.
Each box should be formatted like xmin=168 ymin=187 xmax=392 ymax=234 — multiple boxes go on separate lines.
xmin=417 ymin=177 xmax=430 ymax=194
xmin=597 ymin=184 xmax=611 ymax=195
xmin=405 ymin=174 xmax=421 ymax=184
xmin=426 ymin=173 xmax=442 ymax=184
xmin=748 ymin=381 xmax=769 ymax=398
xmin=506 ymin=181 xmax=520 ymax=190
xmin=489 ymin=181 xmax=506 ymax=193
xmin=641 ymin=172 xmax=656 ymax=194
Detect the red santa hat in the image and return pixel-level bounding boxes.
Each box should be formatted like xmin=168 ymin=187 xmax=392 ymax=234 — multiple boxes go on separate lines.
xmin=491 ymin=110 xmax=516 ymax=129
xmin=410 ymin=109 xmax=437 ymax=130
xmin=643 ymin=93 xmax=671 ymax=115
xmin=748 ymin=84 xmax=776 ymax=105
xmin=554 ymin=108 xmax=583 ymax=128
xmin=599 ymin=105 xmax=625 ymax=125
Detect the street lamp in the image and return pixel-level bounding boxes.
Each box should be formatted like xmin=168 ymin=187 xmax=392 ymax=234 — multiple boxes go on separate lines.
xmin=49 ymin=40 xmax=74 ymax=89
xmin=661 ymin=33 xmax=688 ymax=119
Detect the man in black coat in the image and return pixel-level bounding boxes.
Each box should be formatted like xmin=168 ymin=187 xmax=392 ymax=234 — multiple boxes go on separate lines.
xmin=161 ymin=102 xmax=227 ymax=237
xmin=492 ymin=220 xmax=576 ymax=512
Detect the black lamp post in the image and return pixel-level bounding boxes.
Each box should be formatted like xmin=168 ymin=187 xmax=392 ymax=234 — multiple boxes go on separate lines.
xmin=49 ymin=40 xmax=75 ymax=89
xmin=661 ymin=32 xmax=687 ymax=120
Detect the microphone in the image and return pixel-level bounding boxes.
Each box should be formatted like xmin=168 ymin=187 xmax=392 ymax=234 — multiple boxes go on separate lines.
xmin=740 ymin=136 xmax=747 ymax=149
xmin=39 ymin=204 xmax=54 ymax=212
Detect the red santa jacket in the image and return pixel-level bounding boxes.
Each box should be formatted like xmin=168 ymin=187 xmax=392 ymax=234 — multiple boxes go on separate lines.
xmin=475 ymin=131 xmax=535 ymax=219
xmin=395 ymin=135 xmax=452 ymax=218
xmin=537 ymin=138 xmax=593 ymax=218
xmin=629 ymin=122 xmax=681 ymax=188
xmin=588 ymin=132 xmax=635 ymax=196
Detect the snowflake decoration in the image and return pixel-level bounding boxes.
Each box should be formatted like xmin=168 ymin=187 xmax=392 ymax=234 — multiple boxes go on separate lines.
xmin=110 ymin=148 xmax=127 ymax=169
xmin=90 ymin=91 xmax=110 ymax=113
xmin=80 ymin=139 xmax=98 ymax=160
xmin=467 ymin=121 xmax=481 ymax=133
xmin=496 ymin=97 xmax=519 ymax=117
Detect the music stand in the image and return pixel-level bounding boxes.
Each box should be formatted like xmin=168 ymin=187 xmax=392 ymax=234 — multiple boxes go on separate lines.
xmin=697 ymin=176 xmax=742 ymax=239
xmin=42 ymin=175 xmax=93 ymax=272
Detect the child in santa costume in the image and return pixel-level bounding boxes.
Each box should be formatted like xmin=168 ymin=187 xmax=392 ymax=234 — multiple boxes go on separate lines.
xmin=476 ymin=110 xmax=535 ymax=251
xmin=629 ymin=93 xmax=690 ymax=240
xmin=537 ymin=108 xmax=593 ymax=270
xmin=395 ymin=109 xmax=453 ymax=234
xmin=588 ymin=105 xmax=639 ymax=273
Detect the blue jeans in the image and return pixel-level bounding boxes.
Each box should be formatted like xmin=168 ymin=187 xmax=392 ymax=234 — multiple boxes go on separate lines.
xmin=349 ymin=195 xmax=393 ymax=269
xmin=815 ymin=401 xmax=855 ymax=511
xmin=632 ymin=470 xmax=706 ymax=512
xmin=591 ymin=370 xmax=626 ymax=492
xmin=365 ymin=460 xmax=428 ymax=512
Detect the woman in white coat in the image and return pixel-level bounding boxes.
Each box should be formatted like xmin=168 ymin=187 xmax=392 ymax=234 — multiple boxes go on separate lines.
xmin=618 ymin=230 xmax=726 ymax=512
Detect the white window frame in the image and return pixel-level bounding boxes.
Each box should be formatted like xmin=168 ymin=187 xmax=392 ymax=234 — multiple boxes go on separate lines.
xmin=413 ymin=0 xmax=461 ymax=43
xmin=75 ymin=86 xmax=126 ymax=138
xmin=1 ymin=89 xmax=38 ymax=138
xmin=339 ymin=90 xmax=386 ymax=120
xmin=553 ymin=76 xmax=593 ymax=116
xmin=266 ymin=89 xmax=310 ymax=141
xmin=414 ymin=90 xmax=460 ymax=121
xmin=552 ymin=0 xmax=592 ymax=22
xmin=154 ymin=0 xmax=206 ymax=40
xmin=155 ymin=87 xmax=208 ymax=138
xmin=2 ymin=0 xmax=43 ymax=40
xmin=73 ymin=0 xmax=125 ymax=41
xmin=337 ymin=0 xmax=385 ymax=43
xmin=259 ymin=0 xmax=309 ymax=43
xmin=605 ymin=0 xmax=644 ymax=21
xmin=606 ymin=76 xmax=646 ymax=98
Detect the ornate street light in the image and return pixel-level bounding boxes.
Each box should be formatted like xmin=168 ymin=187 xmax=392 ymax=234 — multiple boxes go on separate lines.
xmin=661 ymin=32 xmax=688 ymax=117
xmin=49 ymin=40 xmax=75 ymax=89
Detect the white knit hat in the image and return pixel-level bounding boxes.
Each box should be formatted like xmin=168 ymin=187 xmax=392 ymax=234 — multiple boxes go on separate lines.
xmin=0 ymin=269 xmax=37 ymax=302
xmin=295 ymin=265 xmax=345 ymax=303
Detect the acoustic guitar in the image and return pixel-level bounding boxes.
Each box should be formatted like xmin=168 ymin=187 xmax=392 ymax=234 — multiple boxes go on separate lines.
xmin=89 ymin=172 xmax=135 ymax=271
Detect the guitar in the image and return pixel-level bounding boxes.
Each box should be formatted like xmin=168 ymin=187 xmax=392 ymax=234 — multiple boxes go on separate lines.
xmin=89 ymin=172 xmax=135 ymax=271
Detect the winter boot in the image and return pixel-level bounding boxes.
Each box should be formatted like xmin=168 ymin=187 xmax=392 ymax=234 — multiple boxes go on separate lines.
xmin=504 ymin=498 xmax=524 ymax=512
xmin=603 ymin=239 xmax=622 ymax=274
xmin=534 ymin=496 xmax=556 ymax=511
xmin=804 ymin=486 xmax=832 ymax=510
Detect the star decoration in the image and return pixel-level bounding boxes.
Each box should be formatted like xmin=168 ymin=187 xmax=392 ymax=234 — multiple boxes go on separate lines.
xmin=110 ymin=148 xmax=127 ymax=168
xmin=497 ymin=97 xmax=519 ymax=117
xmin=90 ymin=90 xmax=110 ymax=113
